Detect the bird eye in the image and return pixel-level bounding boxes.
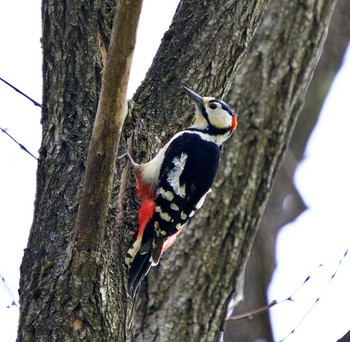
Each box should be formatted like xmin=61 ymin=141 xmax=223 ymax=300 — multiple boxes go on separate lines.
xmin=209 ymin=103 xmax=217 ymax=109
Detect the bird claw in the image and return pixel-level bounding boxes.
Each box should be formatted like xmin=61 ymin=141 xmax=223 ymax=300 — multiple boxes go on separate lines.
xmin=117 ymin=141 xmax=139 ymax=169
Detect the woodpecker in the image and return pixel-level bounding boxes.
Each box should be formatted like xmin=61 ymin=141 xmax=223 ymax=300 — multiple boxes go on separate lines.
xmin=125 ymin=86 xmax=238 ymax=297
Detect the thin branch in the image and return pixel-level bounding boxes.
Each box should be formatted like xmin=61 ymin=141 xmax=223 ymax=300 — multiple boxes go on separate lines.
xmin=74 ymin=0 xmax=144 ymax=252
xmin=116 ymin=133 xmax=134 ymax=222
xmin=277 ymin=248 xmax=348 ymax=342
xmin=226 ymin=248 xmax=349 ymax=340
xmin=0 ymin=126 xmax=38 ymax=160
xmin=0 ymin=274 xmax=19 ymax=308
xmin=0 ymin=77 xmax=41 ymax=107
xmin=226 ymin=300 xmax=278 ymax=322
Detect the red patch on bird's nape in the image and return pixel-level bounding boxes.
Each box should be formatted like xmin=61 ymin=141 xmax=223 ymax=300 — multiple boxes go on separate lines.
xmin=135 ymin=168 xmax=156 ymax=239
xmin=231 ymin=114 xmax=238 ymax=132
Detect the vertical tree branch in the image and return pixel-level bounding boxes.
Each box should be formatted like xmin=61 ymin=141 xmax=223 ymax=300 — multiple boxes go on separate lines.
xmin=68 ymin=1 xmax=143 ymax=339
xmin=74 ymin=0 xmax=143 ymax=252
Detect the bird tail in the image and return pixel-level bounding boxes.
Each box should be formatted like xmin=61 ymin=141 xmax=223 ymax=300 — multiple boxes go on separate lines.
xmin=128 ymin=251 xmax=152 ymax=298
xmin=126 ymin=199 xmax=155 ymax=298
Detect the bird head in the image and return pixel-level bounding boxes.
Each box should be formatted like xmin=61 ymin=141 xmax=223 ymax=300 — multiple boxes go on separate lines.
xmin=182 ymin=86 xmax=237 ymax=137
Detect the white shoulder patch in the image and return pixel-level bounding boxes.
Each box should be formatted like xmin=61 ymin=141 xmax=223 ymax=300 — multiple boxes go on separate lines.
xmin=167 ymin=153 xmax=188 ymax=198
xmin=141 ymin=131 xmax=186 ymax=185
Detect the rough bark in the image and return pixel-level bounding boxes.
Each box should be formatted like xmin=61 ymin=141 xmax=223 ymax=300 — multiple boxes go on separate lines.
xmin=225 ymin=0 xmax=350 ymax=340
xmin=131 ymin=0 xmax=337 ymax=341
xmin=126 ymin=0 xmax=270 ymax=340
xmin=75 ymin=0 xmax=143 ymax=252
xmin=71 ymin=0 xmax=143 ymax=339
xmin=17 ymin=0 xmax=117 ymax=340
xmin=18 ymin=0 xmax=269 ymax=340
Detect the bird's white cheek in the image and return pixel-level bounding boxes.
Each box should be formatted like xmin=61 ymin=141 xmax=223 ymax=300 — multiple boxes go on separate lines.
xmin=209 ymin=111 xmax=232 ymax=129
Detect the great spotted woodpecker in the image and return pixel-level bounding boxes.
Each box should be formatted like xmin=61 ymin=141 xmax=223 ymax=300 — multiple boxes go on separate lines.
xmin=125 ymin=86 xmax=237 ymax=297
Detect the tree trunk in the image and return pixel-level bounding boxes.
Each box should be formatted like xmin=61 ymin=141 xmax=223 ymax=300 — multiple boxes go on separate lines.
xmin=131 ymin=0 xmax=337 ymax=341
xmin=224 ymin=0 xmax=350 ymax=340
xmin=17 ymin=0 xmax=117 ymax=340
xmin=17 ymin=0 xmax=337 ymax=341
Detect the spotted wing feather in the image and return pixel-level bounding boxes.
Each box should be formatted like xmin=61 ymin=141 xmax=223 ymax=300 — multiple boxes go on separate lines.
xmin=128 ymin=132 xmax=220 ymax=296
xmin=149 ymin=132 xmax=221 ymax=262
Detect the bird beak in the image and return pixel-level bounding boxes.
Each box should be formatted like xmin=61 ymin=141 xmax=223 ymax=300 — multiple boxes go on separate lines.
xmin=182 ymin=86 xmax=203 ymax=107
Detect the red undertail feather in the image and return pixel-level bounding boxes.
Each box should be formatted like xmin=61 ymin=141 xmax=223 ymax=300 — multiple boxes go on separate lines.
xmin=136 ymin=168 xmax=156 ymax=238
xmin=137 ymin=200 xmax=155 ymax=239
xmin=127 ymin=169 xmax=156 ymax=297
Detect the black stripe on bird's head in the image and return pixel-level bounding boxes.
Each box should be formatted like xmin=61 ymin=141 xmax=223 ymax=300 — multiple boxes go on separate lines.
xmin=182 ymin=85 xmax=237 ymax=135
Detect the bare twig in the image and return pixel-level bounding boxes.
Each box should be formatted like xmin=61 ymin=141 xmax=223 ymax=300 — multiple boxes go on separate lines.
xmin=0 ymin=126 xmax=38 ymax=160
xmin=226 ymin=300 xmax=278 ymax=322
xmin=0 ymin=77 xmax=41 ymax=107
xmin=0 ymin=274 xmax=19 ymax=308
xmin=226 ymin=248 xmax=349 ymax=341
xmin=116 ymin=134 xmax=134 ymax=221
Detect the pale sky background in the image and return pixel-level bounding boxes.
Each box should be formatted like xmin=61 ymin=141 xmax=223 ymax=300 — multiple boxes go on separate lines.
xmin=0 ymin=1 xmax=349 ymax=341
